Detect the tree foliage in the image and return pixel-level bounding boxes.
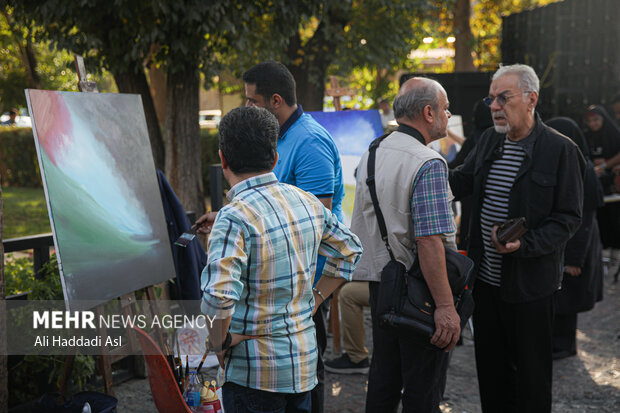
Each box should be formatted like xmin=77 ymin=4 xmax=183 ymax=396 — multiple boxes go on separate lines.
xmin=7 ymin=0 xmax=288 ymax=214
xmin=216 ymin=0 xmax=429 ymax=110
xmin=0 ymin=9 xmax=86 ymax=113
xmin=7 ymin=1 xmax=165 ymax=168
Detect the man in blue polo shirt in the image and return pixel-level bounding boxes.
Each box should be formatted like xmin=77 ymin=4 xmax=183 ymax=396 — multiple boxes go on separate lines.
xmin=243 ymin=60 xmax=345 ymax=413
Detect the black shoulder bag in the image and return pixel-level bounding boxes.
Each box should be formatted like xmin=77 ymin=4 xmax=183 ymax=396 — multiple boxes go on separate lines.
xmin=366 ymin=135 xmax=475 ymax=347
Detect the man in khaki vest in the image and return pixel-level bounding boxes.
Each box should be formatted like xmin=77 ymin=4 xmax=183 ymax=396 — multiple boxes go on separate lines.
xmin=350 ymin=77 xmax=460 ymax=412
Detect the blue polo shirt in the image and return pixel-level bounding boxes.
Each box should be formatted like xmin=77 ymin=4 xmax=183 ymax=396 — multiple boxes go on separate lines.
xmin=273 ymin=106 xmax=345 ymax=284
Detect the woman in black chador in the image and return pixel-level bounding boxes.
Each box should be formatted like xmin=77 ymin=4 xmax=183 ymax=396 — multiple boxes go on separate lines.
xmin=584 ymin=105 xmax=620 ymax=248
xmin=584 ymin=105 xmax=620 ymax=170
xmin=547 ymin=117 xmax=604 ymax=360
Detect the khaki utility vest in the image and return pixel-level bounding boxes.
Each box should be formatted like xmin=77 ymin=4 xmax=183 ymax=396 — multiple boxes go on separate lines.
xmin=350 ymin=130 xmax=457 ymax=282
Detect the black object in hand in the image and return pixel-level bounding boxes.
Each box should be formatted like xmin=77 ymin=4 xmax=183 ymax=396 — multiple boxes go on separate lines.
xmin=496 ymin=217 xmax=527 ymax=245
xmin=174 ymin=224 xmax=200 ymax=247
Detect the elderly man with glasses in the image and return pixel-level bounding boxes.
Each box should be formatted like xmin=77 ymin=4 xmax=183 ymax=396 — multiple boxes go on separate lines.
xmin=450 ymin=64 xmax=585 ymax=413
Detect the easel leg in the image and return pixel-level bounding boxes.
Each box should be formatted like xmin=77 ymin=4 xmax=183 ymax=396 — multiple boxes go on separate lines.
xmin=59 ymin=353 xmax=76 ymax=398
xmin=98 ymin=355 xmax=114 ymax=396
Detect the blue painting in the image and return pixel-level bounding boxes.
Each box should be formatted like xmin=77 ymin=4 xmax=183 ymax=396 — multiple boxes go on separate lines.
xmin=308 ymin=110 xmax=383 ymax=224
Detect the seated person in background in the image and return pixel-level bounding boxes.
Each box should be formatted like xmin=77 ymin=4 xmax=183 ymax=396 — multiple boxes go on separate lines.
xmin=1 ymin=108 xmax=18 ymax=125
xmin=584 ymin=105 xmax=620 ymax=178
xmin=199 ymin=106 xmax=362 ymax=413
xmin=324 ymin=281 xmax=370 ymax=375
xmin=546 ymin=117 xmax=604 ymax=360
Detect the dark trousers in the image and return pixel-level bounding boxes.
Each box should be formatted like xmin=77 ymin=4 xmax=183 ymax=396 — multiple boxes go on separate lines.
xmin=366 ymin=282 xmax=449 ymax=413
xmin=472 ymin=281 xmax=554 ymax=413
xmin=553 ymin=313 xmax=577 ymax=353
xmin=311 ymin=301 xmax=327 ymax=413
xmin=222 ymin=382 xmax=311 ymax=413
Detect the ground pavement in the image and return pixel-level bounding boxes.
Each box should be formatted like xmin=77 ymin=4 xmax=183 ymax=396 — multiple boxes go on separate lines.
xmin=115 ymin=256 xmax=620 ymax=412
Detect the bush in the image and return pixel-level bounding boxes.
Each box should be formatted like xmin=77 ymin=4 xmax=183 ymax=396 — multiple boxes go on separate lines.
xmin=5 ymin=254 xmax=96 ymax=407
xmin=0 ymin=127 xmax=42 ymax=187
xmin=4 ymin=254 xmax=37 ymax=296
xmin=0 ymin=127 xmax=221 ymax=198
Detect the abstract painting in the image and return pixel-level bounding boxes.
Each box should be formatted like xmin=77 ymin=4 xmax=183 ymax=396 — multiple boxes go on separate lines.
xmin=308 ymin=109 xmax=384 ymax=224
xmin=26 ymin=90 xmax=176 ymax=311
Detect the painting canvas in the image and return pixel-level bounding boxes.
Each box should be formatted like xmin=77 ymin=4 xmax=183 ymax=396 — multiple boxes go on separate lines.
xmin=308 ymin=110 xmax=384 ymax=224
xmin=26 ymin=90 xmax=176 ymax=311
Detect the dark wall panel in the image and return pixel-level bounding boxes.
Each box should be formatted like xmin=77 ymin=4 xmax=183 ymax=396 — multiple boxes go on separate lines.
xmin=502 ymin=0 xmax=620 ymax=122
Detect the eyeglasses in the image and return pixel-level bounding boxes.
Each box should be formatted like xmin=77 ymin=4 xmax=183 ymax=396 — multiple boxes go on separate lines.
xmin=483 ymin=91 xmax=532 ymax=107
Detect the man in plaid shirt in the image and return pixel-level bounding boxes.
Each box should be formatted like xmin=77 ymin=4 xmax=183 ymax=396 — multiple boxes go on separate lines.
xmin=198 ymin=106 xmax=362 ymax=412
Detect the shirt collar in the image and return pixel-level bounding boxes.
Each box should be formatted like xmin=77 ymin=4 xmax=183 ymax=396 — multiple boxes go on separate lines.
xmin=511 ymin=113 xmax=544 ymax=155
xmin=226 ymin=172 xmax=279 ymax=201
xmin=490 ymin=113 xmax=544 ymax=160
xmin=396 ymin=123 xmax=427 ymax=146
xmin=279 ymin=105 xmax=304 ymax=139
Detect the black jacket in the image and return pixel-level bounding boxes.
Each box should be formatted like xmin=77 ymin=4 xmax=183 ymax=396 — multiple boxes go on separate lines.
xmin=157 ymin=170 xmax=207 ymax=301
xmin=449 ymin=117 xmax=585 ymax=303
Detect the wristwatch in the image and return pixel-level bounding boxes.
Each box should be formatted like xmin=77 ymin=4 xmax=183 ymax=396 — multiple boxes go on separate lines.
xmin=313 ymin=287 xmax=326 ymax=302
xmin=209 ymin=331 xmax=232 ymax=353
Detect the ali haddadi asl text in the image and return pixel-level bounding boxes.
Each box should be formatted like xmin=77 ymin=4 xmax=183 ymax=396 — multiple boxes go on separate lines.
xmin=34 ymin=335 xmax=122 ymax=348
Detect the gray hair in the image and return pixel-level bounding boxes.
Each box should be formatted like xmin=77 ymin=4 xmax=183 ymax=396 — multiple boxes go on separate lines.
xmin=493 ymin=64 xmax=540 ymax=93
xmin=393 ymin=78 xmax=443 ymax=120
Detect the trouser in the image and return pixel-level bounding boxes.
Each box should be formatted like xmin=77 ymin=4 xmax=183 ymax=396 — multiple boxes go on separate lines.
xmin=553 ymin=312 xmax=578 ymax=353
xmin=472 ymin=281 xmax=554 ymax=413
xmin=366 ymin=282 xmax=449 ymax=413
xmin=222 ymin=382 xmax=312 ymax=413
xmin=311 ymin=301 xmax=327 ymax=413
xmin=339 ymin=281 xmax=370 ymax=363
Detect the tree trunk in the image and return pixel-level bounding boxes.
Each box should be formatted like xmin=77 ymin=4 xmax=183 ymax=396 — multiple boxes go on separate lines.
xmin=0 ymin=184 xmax=7 ymax=413
xmin=164 ymin=65 xmax=204 ymax=216
xmin=285 ymin=3 xmax=351 ymax=111
xmin=1 ymin=10 xmax=42 ymax=89
xmin=113 ymin=68 xmax=165 ymax=171
xmin=20 ymin=39 xmax=42 ymax=89
xmin=148 ymin=65 xmax=167 ymax=126
xmin=454 ymin=0 xmax=477 ymax=72
xmin=289 ymin=64 xmax=326 ymax=111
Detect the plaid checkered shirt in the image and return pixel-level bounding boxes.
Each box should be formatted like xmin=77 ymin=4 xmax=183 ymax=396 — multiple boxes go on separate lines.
xmin=201 ymin=172 xmax=362 ymax=393
xmin=411 ymin=159 xmax=456 ymax=237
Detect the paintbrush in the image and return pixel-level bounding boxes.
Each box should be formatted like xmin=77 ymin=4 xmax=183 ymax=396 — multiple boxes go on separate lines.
xmin=173 ymin=330 xmax=184 ymax=391
xmin=174 ymin=223 xmax=200 ymax=247
xmin=195 ymin=337 xmax=210 ymax=373
xmin=162 ymin=333 xmax=179 ymax=384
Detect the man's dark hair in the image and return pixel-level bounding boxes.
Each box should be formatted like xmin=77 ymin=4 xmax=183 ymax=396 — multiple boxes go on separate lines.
xmin=218 ymin=106 xmax=279 ymax=174
xmin=242 ymin=61 xmax=297 ymax=106
xmin=612 ymin=93 xmax=620 ymax=104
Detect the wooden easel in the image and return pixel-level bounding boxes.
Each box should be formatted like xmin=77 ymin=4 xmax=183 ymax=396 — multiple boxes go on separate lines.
xmin=325 ymin=76 xmax=354 ymax=111
xmin=59 ymin=57 xmax=165 ymax=397
xmin=323 ymin=76 xmax=354 ymax=355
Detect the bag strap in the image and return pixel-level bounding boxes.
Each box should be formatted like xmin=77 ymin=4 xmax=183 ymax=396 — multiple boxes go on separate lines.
xmin=366 ymin=133 xmax=396 ymax=261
